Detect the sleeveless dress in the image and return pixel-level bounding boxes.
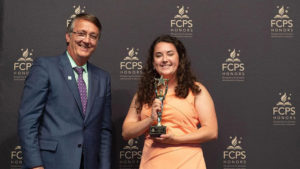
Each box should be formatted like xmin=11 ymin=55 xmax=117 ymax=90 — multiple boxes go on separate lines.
xmin=139 ymin=89 xmax=206 ymax=169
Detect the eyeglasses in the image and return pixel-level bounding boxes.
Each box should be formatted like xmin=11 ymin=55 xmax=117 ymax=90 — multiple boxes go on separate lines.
xmin=72 ymin=31 xmax=99 ymax=41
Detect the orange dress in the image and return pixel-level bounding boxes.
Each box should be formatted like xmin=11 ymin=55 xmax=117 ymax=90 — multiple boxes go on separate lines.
xmin=139 ymin=90 xmax=206 ymax=169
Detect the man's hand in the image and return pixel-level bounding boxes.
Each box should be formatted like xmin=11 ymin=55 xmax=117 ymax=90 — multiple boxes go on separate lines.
xmin=32 ymin=166 xmax=44 ymax=169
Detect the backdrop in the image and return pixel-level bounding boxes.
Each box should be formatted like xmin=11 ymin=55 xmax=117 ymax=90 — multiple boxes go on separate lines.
xmin=0 ymin=0 xmax=299 ymax=169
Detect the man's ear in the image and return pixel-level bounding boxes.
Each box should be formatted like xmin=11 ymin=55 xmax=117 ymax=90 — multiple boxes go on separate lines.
xmin=66 ymin=33 xmax=70 ymax=43
xmin=66 ymin=33 xmax=71 ymax=46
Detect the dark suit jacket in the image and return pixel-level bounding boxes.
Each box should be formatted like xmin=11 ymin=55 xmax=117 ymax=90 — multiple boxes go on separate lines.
xmin=18 ymin=53 xmax=112 ymax=169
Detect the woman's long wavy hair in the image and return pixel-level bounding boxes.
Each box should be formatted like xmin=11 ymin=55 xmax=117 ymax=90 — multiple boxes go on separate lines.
xmin=135 ymin=35 xmax=200 ymax=113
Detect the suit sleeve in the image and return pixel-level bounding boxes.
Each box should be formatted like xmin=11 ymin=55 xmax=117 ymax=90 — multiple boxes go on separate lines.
xmin=99 ymin=73 xmax=112 ymax=169
xmin=18 ymin=58 xmax=49 ymax=168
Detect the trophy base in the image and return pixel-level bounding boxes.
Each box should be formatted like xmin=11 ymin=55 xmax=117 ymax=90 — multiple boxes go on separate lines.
xmin=149 ymin=125 xmax=166 ymax=137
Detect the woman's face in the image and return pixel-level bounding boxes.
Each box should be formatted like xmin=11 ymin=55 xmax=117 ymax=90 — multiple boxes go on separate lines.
xmin=153 ymin=42 xmax=179 ymax=80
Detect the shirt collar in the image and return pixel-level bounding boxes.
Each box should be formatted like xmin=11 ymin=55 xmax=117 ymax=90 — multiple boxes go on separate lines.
xmin=66 ymin=51 xmax=88 ymax=72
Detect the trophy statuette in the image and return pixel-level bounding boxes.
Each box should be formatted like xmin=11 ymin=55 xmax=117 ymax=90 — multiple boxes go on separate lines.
xmin=149 ymin=75 xmax=168 ymax=137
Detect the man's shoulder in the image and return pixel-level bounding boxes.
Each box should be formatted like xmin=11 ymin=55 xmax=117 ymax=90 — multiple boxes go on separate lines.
xmin=88 ymin=63 xmax=110 ymax=76
xmin=33 ymin=53 xmax=67 ymax=67
xmin=35 ymin=53 xmax=65 ymax=63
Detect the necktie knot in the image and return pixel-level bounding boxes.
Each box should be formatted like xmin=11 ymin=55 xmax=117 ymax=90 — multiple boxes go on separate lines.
xmin=74 ymin=67 xmax=84 ymax=75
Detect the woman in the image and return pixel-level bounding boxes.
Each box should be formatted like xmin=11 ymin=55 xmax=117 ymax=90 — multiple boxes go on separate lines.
xmin=122 ymin=35 xmax=218 ymax=169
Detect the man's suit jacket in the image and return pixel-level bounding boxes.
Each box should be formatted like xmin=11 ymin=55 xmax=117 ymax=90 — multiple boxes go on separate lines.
xmin=18 ymin=53 xmax=112 ymax=169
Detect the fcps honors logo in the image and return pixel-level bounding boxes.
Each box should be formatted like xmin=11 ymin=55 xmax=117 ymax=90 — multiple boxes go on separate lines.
xmin=13 ymin=48 xmax=34 ymax=81
xmin=223 ymin=136 xmax=247 ymax=169
xmin=170 ymin=5 xmax=193 ymax=38
xmin=10 ymin=146 xmax=23 ymax=169
xmin=270 ymin=5 xmax=294 ymax=38
xmin=119 ymin=138 xmax=142 ymax=169
xmin=221 ymin=49 xmax=245 ymax=82
xmin=273 ymin=92 xmax=296 ymax=126
xmin=120 ymin=47 xmax=143 ymax=80
xmin=66 ymin=5 xmax=86 ymax=27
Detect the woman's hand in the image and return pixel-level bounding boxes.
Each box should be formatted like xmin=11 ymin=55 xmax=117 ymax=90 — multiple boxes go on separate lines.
xmin=123 ymin=94 xmax=160 ymax=140
xmin=150 ymin=98 xmax=161 ymax=122
xmin=154 ymin=134 xmax=180 ymax=144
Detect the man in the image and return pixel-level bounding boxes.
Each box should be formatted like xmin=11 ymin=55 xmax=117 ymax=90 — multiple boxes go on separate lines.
xmin=18 ymin=13 xmax=112 ymax=169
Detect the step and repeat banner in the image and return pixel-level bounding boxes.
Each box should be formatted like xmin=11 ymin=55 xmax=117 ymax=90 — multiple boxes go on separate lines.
xmin=0 ymin=0 xmax=299 ymax=169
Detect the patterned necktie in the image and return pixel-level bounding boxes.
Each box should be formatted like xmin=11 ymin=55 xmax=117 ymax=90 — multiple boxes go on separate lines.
xmin=74 ymin=67 xmax=87 ymax=115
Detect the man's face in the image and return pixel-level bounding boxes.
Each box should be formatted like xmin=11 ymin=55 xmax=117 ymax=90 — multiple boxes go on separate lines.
xmin=66 ymin=19 xmax=100 ymax=65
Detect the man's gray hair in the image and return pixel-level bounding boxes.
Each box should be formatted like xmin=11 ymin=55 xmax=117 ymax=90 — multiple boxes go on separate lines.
xmin=67 ymin=13 xmax=102 ymax=35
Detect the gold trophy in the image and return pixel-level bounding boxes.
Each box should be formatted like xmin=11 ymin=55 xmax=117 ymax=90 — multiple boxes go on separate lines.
xmin=149 ymin=75 xmax=168 ymax=137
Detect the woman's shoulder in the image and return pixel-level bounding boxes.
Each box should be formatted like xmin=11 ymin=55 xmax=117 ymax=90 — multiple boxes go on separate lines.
xmin=193 ymin=81 xmax=210 ymax=96
xmin=131 ymin=92 xmax=151 ymax=110
xmin=194 ymin=81 xmax=207 ymax=90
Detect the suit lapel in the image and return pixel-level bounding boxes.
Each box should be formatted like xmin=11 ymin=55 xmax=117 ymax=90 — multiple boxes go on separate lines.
xmin=58 ymin=53 xmax=84 ymax=119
